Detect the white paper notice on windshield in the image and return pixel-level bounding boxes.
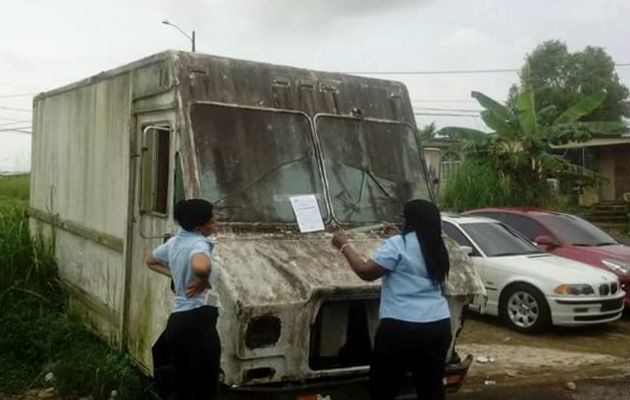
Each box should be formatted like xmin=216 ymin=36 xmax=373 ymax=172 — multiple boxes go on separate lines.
xmin=289 ymin=194 xmax=325 ymax=233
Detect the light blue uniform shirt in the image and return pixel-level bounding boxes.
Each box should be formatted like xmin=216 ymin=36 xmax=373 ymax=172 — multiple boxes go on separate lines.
xmin=371 ymin=232 xmax=450 ymax=323
xmin=153 ymin=228 xmax=220 ymax=313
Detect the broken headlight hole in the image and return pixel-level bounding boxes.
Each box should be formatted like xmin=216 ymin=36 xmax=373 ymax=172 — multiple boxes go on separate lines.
xmin=243 ymin=367 xmax=276 ymax=382
xmin=309 ymin=299 xmax=378 ymax=370
xmin=245 ymin=314 xmax=281 ymax=349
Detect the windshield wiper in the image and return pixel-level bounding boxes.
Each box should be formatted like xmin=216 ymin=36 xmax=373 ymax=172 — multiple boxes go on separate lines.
xmin=213 ymin=156 xmax=307 ymax=205
xmin=596 ymin=242 xmax=618 ymax=246
xmin=366 ymin=170 xmax=395 ymax=199
xmin=572 ymin=243 xmax=594 ymax=247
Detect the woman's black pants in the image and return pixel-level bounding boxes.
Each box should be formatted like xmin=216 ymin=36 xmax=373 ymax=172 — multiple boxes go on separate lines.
xmin=369 ymin=318 xmax=451 ymax=400
xmin=155 ymin=306 xmax=221 ymax=400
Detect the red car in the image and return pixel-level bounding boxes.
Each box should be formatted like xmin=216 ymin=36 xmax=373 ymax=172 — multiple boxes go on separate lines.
xmin=465 ymin=208 xmax=630 ymax=307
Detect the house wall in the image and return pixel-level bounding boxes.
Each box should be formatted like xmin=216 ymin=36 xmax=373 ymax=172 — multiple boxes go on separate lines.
xmin=597 ymin=144 xmax=630 ymax=202
xmin=613 ymin=144 xmax=630 ymax=199
xmin=599 ymin=146 xmax=616 ymax=202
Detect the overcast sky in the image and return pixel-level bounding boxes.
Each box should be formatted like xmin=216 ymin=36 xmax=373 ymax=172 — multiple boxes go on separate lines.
xmin=1 ymin=0 xmax=629 ymax=172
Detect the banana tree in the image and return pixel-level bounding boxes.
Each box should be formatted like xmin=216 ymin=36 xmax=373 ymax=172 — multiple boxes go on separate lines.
xmin=440 ymin=71 xmax=627 ymax=187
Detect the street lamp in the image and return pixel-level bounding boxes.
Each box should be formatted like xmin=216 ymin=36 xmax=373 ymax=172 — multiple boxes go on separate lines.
xmin=162 ymin=19 xmax=196 ymax=52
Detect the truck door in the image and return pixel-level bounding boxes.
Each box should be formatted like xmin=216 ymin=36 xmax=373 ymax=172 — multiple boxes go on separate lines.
xmin=123 ymin=112 xmax=179 ymax=372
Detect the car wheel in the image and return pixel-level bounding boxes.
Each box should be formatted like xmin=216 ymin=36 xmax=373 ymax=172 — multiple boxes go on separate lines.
xmin=500 ymin=283 xmax=550 ymax=333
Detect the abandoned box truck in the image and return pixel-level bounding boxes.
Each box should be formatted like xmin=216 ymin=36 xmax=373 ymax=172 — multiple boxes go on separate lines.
xmin=29 ymin=51 xmax=484 ymax=398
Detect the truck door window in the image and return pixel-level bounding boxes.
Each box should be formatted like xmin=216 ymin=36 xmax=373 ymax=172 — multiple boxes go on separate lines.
xmin=141 ymin=124 xmax=171 ymax=215
xmin=190 ymin=103 xmax=326 ymax=223
xmin=173 ymin=152 xmax=185 ymax=207
xmin=316 ymin=116 xmax=430 ymax=223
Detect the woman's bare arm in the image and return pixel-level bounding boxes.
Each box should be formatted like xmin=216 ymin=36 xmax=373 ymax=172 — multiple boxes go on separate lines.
xmin=145 ymin=254 xmax=171 ymax=277
xmin=186 ymin=253 xmax=212 ymax=298
xmin=332 ymin=231 xmax=385 ymax=281
xmin=341 ymin=245 xmax=385 ymax=281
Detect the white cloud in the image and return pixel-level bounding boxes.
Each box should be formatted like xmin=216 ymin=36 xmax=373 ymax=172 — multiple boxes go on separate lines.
xmin=0 ymin=0 xmax=628 ymax=171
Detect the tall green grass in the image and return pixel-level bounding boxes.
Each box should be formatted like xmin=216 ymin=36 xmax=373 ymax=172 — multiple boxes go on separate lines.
xmin=0 ymin=179 xmax=152 ymax=399
xmin=0 ymin=174 xmax=30 ymax=202
xmin=440 ymin=160 xmax=551 ymax=212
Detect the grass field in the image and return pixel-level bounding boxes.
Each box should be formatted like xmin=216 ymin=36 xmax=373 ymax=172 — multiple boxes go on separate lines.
xmin=0 ymin=174 xmax=29 ymax=202
xmin=0 ymin=175 xmax=152 ymax=399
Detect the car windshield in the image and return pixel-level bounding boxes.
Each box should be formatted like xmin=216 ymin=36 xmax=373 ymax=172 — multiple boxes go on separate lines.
xmin=460 ymin=222 xmax=541 ymax=257
xmin=316 ymin=116 xmax=430 ymax=223
xmin=190 ymin=103 xmax=327 ymax=222
xmin=540 ymin=214 xmax=618 ymax=246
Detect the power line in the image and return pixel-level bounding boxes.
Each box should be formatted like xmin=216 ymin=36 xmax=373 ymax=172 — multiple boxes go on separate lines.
xmin=414 ymin=107 xmax=482 ymax=113
xmin=412 ymin=99 xmax=480 ymax=103
xmin=0 ymin=120 xmax=32 ymax=127
xmin=0 ymin=128 xmax=31 ymax=134
xmin=0 ymin=116 xmax=30 ymax=123
xmin=346 ymin=63 xmax=630 ymax=75
xmin=0 ymin=82 xmax=39 ymax=90
xmin=0 ymin=93 xmax=35 ymax=98
xmin=0 ymin=126 xmax=32 ymax=132
xmin=411 ymin=98 xmax=509 ymax=103
xmin=0 ymin=106 xmax=30 ymax=112
xmin=351 ymin=68 xmax=521 ymax=75
xmin=414 ymin=112 xmax=481 ymax=118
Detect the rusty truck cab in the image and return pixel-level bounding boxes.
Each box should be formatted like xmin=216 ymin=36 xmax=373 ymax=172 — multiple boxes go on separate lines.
xmin=135 ymin=52 xmax=471 ymax=397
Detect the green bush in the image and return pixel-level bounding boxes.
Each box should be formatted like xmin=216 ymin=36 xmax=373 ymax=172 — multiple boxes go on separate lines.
xmin=440 ymin=160 xmax=552 ymax=212
xmin=0 ymin=196 xmax=152 ymax=399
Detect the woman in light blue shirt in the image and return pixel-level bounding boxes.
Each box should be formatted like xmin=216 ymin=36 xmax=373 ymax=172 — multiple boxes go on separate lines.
xmin=332 ymin=199 xmax=451 ymax=400
xmin=145 ymin=199 xmax=220 ymax=400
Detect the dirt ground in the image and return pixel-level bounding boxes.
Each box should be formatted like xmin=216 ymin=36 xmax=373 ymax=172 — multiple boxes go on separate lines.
xmin=451 ymin=374 xmax=630 ymax=400
xmin=452 ymin=310 xmax=630 ymax=397
xmin=4 ymin=312 xmax=628 ymax=400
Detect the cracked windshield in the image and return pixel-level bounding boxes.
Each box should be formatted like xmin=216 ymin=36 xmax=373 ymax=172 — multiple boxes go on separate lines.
xmin=317 ymin=116 xmax=430 ymax=223
xmin=190 ymin=103 xmax=327 ymax=222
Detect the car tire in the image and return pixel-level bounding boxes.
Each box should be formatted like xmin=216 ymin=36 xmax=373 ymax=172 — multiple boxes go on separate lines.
xmin=500 ymin=283 xmax=551 ymax=333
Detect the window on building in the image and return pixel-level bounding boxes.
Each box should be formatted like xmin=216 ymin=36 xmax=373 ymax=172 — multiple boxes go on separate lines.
xmin=440 ymin=153 xmax=461 ymax=182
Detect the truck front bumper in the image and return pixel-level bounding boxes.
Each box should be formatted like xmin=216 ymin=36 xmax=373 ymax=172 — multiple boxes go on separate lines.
xmin=222 ymin=354 xmax=473 ymax=400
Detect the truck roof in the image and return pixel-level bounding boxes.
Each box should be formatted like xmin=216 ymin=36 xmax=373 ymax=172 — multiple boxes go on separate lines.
xmin=34 ymin=50 xmax=407 ymax=102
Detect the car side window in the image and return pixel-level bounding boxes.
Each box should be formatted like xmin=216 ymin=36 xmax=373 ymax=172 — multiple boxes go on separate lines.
xmin=442 ymin=222 xmax=480 ymax=256
xmin=491 ymin=213 xmax=549 ymax=241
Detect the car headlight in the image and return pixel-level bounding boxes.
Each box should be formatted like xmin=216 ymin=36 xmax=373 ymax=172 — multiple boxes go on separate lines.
xmin=554 ymin=284 xmax=594 ymax=296
xmin=602 ymin=259 xmax=630 ymax=276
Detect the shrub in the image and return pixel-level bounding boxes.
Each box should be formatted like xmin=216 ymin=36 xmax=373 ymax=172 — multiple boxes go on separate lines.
xmin=440 ymin=159 xmax=552 ymax=212
xmin=0 ymin=195 xmax=152 ymax=399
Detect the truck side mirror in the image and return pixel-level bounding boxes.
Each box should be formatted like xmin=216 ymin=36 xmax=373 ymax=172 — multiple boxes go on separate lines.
xmin=535 ymin=235 xmax=559 ymax=248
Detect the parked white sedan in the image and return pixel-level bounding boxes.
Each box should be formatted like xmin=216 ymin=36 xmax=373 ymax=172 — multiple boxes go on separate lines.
xmin=442 ymin=214 xmax=625 ymax=333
